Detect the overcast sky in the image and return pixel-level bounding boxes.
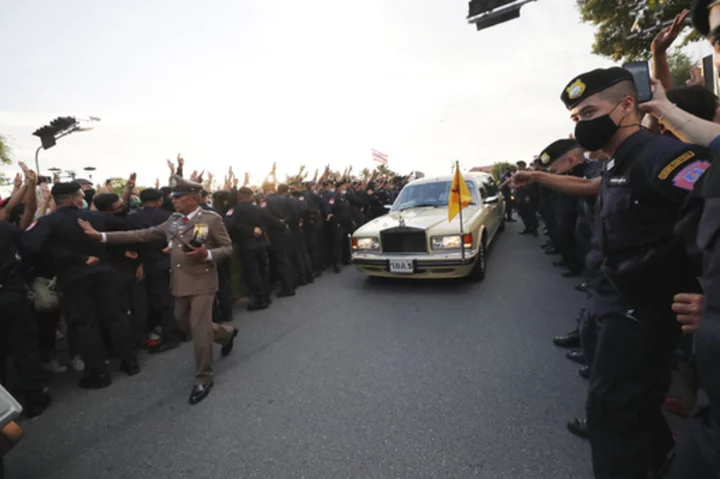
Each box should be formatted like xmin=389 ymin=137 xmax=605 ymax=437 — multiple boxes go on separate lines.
xmin=0 ymin=0 xmax=712 ymax=188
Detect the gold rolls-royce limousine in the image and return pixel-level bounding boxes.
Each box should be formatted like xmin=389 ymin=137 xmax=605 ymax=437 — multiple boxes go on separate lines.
xmin=351 ymin=172 xmax=505 ymax=280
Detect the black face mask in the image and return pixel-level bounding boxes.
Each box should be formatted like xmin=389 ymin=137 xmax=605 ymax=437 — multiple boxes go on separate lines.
xmin=574 ymin=102 xmax=624 ymax=151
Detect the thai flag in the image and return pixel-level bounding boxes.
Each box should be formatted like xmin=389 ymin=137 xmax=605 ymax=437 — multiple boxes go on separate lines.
xmin=372 ymin=149 xmax=388 ymax=165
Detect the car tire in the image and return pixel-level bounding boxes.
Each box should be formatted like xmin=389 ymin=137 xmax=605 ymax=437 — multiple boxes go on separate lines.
xmin=468 ymin=237 xmax=487 ymax=282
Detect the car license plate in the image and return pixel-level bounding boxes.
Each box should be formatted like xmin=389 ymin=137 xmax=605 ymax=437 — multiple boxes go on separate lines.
xmin=388 ymin=259 xmax=414 ymax=274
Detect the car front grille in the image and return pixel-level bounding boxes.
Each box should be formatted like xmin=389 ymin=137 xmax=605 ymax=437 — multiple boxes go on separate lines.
xmin=380 ymin=227 xmax=427 ymax=253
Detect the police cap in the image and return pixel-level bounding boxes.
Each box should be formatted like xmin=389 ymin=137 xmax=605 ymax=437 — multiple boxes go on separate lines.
xmin=692 ymin=0 xmax=720 ymax=36
xmin=51 ymin=181 xmax=82 ymax=196
xmin=140 ymin=188 xmax=164 ymax=202
xmin=537 ymin=139 xmax=581 ymax=166
xmin=169 ymin=175 xmax=202 ymax=197
xmin=561 ymin=67 xmax=634 ymax=109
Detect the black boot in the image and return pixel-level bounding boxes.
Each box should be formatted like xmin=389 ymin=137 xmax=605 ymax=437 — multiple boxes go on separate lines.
xmin=567 ymin=417 xmax=590 ymax=439
xmin=565 ymin=350 xmax=586 ymax=365
xmin=553 ymin=329 xmax=580 ymax=348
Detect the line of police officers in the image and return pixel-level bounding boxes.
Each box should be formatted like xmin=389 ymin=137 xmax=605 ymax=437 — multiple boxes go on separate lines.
xmin=506 ymin=3 xmax=720 ymax=471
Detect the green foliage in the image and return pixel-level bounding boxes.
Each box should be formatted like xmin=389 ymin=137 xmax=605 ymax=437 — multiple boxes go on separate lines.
xmin=0 ymin=135 xmax=11 ymax=165
xmin=106 ymin=177 xmax=127 ymax=196
xmin=491 ymin=162 xmax=516 ymax=181
xmin=668 ymin=50 xmax=694 ymax=87
xmin=576 ymin=0 xmax=699 ymax=62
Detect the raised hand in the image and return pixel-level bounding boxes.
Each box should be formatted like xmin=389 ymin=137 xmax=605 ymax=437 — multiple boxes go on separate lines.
xmin=232 ymin=176 xmax=239 ymax=188
xmin=687 ymin=64 xmax=705 ymax=87
xmin=155 ymin=178 xmax=161 ymax=189
xmin=13 ymin=173 xmax=22 ymax=190
xmin=167 ymin=159 xmax=176 ymax=175
xmin=651 ymin=9 xmax=689 ymax=57
xmin=243 ymin=172 xmax=250 ymax=187
xmin=126 ymin=172 xmax=137 ymax=190
xmin=40 ymin=182 xmax=51 ymax=201
xmin=19 ymin=162 xmax=37 ymax=184
xmin=177 ymin=154 xmax=184 ymax=168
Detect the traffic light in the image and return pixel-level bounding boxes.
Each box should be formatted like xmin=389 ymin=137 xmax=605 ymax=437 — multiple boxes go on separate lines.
xmin=32 ymin=116 xmax=77 ymax=150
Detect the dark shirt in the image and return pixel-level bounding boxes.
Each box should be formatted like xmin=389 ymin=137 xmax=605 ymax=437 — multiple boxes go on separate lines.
xmin=21 ymin=206 xmax=125 ymax=285
xmin=0 ymin=221 xmax=26 ymax=293
xmin=225 ymin=201 xmax=286 ymax=247
xmin=125 ymin=206 xmax=172 ymax=274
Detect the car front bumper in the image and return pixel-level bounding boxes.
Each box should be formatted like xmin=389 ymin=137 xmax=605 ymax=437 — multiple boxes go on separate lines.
xmin=352 ymin=250 xmax=478 ymax=279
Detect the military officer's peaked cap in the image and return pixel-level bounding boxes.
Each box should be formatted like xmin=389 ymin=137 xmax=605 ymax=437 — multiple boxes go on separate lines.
xmin=169 ymin=175 xmax=203 ymax=197
xmin=140 ymin=188 xmax=164 ymax=202
xmin=51 ymin=181 xmax=82 ymax=196
xmin=692 ymin=0 xmax=720 ymax=36
xmin=538 ymin=139 xmax=581 ymax=166
xmin=561 ymin=67 xmax=634 ymax=109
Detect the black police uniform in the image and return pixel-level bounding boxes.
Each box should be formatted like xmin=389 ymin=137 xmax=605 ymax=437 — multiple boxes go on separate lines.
xmin=588 ymin=130 xmax=709 ymax=478
xmin=515 ymin=179 xmax=539 ymax=233
xmin=667 ymin=149 xmax=720 ymax=478
xmin=22 ymin=205 xmax=138 ymax=379
xmin=298 ymin=189 xmax=326 ymax=275
xmin=286 ymin=194 xmax=313 ymax=286
xmin=225 ymin=201 xmax=286 ymax=308
xmin=125 ymin=203 xmax=181 ymax=344
xmin=263 ymin=194 xmax=296 ymax=295
xmin=0 ymin=221 xmax=45 ymax=399
xmin=325 ymin=191 xmax=353 ymax=268
xmin=500 ymin=171 xmax=515 ymax=220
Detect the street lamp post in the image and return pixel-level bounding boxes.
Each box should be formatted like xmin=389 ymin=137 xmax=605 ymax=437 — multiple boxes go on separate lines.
xmin=32 ymin=116 xmax=100 ymax=174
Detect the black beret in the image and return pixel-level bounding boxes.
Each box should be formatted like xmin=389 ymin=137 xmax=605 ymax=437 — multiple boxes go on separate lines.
xmin=561 ymin=67 xmax=634 ymax=109
xmin=51 ymin=181 xmax=81 ymax=196
xmin=140 ymin=188 xmax=164 ymax=202
xmin=238 ymin=186 xmax=254 ymax=196
xmin=537 ymin=139 xmax=582 ymax=166
xmin=692 ymin=0 xmax=718 ymax=37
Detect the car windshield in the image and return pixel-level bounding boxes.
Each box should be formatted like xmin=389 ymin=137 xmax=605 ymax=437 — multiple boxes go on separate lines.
xmin=391 ymin=180 xmax=478 ymax=212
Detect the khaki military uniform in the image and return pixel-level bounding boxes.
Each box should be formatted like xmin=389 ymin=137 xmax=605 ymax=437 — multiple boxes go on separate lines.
xmin=105 ymin=208 xmax=234 ymax=385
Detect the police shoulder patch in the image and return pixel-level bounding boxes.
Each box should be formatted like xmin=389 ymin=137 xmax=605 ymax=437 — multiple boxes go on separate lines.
xmin=670 ymin=160 xmax=710 ymax=191
xmin=658 ymin=151 xmax=696 ymax=180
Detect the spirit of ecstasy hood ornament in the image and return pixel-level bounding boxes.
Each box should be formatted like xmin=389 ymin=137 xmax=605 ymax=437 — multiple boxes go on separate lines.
xmin=398 ymin=215 xmax=406 ymax=227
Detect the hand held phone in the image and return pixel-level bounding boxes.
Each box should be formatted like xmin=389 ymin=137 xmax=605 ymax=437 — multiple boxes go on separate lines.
xmin=622 ymin=61 xmax=653 ymax=103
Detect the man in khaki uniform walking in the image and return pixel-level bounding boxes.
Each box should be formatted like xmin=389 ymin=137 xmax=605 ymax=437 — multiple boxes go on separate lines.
xmin=79 ymin=175 xmax=238 ymax=405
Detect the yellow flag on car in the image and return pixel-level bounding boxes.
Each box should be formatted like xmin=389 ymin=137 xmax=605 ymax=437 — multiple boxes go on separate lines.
xmin=448 ymin=164 xmax=472 ymax=223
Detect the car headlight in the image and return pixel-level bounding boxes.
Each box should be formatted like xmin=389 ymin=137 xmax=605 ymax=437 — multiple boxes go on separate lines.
xmin=352 ymin=237 xmax=380 ymax=251
xmin=431 ymin=234 xmax=473 ymax=250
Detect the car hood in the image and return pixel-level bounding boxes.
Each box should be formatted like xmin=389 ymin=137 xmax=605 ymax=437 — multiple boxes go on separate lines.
xmin=355 ymin=205 xmax=481 ymax=235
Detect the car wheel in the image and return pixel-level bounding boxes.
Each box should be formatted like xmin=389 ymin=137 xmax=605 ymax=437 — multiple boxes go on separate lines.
xmin=468 ymin=237 xmax=487 ymax=282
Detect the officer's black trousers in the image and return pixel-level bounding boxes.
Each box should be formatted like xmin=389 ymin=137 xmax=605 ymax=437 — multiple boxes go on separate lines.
xmin=145 ymin=269 xmax=181 ymax=341
xmin=268 ymin=233 xmax=295 ymax=292
xmin=239 ymin=245 xmax=270 ymax=299
xmin=587 ymin=313 xmax=679 ymax=479
xmin=61 ymin=272 xmax=135 ymax=375
xmin=289 ymin=229 xmax=312 ymax=284
xmin=517 ymin=203 xmax=538 ymax=231
xmin=0 ymin=292 xmax=45 ymax=392
xmin=213 ymin=259 xmax=234 ymax=323
xmin=304 ymin=222 xmax=323 ymax=273
xmin=115 ymin=272 xmax=146 ymax=345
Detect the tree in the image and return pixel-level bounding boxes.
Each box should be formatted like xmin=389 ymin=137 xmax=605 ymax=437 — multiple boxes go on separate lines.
xmin=576 ymin=0 xmax=700 ymax=62
xmin=0 ymin=135 xmax=10 ymax=165
xmin=668 ymin=50 xmax=694 ymax=87
xmin=490 ymin=161 xmax=515 ymax=181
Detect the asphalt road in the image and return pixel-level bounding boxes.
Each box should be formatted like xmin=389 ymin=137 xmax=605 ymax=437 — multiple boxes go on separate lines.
xmin=6 ymin=221 xmax=594 ymax=479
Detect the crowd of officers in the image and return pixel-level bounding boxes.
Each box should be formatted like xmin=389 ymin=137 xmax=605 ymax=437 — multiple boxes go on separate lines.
xmin=499 ymin=3 xmax=720 ymax=478
xmin=0 ymin=160 xmax=407 ymax=417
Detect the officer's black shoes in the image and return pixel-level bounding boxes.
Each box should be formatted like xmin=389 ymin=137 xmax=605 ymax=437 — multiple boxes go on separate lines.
xmin=333 ymin=264 xmax=341 ymax=274
xmin=574 ymin=282 xmax=588 ymax=292
xmin=297 ymin=280 xmax=308 ymax=287
xmin=23 ymin=389 xmax=51 ymax=419
xmin=120 ymin=360 xmax=141 ymax=376
xmin=79 ymin=373 xmax=112 ymax=390
xmin=553 ymin=329 xmax=581 ymax=348
xmin=148 ymin=340 xmax=181 ymax=355
xmin=567 ymin=418 xmax=590 ymax=439
xmin=552 ymin=259 xmax=568 ymax=267
xmin=578 ymin=366 xmax=591 ymax=380
xmin=313 ymin=271 xmax=323 ymax=279
xmin=247 ymin=300 xmax=269 ymax=311
xmin=518 ymin=229 xmax=532 ymax=235
xmin=277 ymin=290 xmax=296 ymax=298
xmin=189 ymin=382 xmax=213 ymax=405
xmin=221 ymin=328 xmax=239 ymax=357
xmin=545 ymin=247 xmax=559 ymax=255
xmin=562 ymin=269 xmax=582 ymax=278
xmin=565 ymin=350 xmax=586 ymax=365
